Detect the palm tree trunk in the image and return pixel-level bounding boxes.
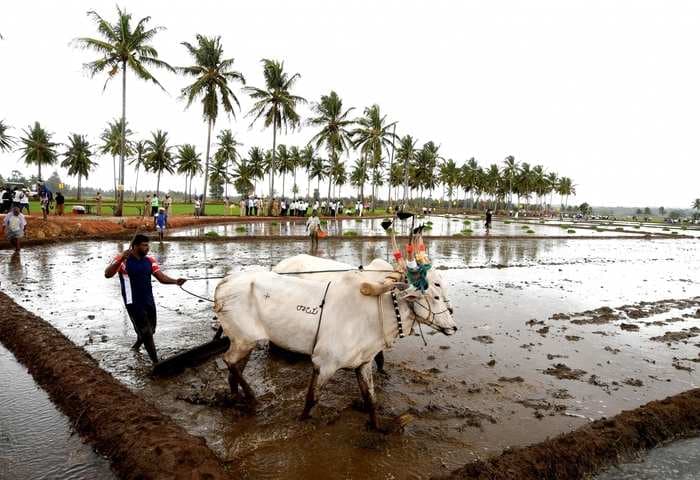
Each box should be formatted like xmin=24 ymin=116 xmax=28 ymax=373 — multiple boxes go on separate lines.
xmin=268 ymin=124 xmax=277 ymax=215
xmin=38 ymin=162 xmax=42 ymax=182
xmin=184 ymin=175 xmax=188 ymax=199
xmin=77 ymin=174 xmax=82 ymax=201
xmin=133 ymin=166 xmax=140 ymax=201
xmin=202 ymin=119 xmax=213 ymax=216
xmin=116 ymin=63 xmax=127 ymax=217
xmin=112 ymin=156 xmax=117 ymax=198
xmin=157 ymin=171 xmax=161 ymax=196
xmin=282 ymin=172 xmax=286 ymax=199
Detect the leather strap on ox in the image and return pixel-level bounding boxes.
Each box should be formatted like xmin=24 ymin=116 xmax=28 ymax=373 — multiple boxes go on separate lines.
xmin=310 ymin=281 xmax=332 ymax=356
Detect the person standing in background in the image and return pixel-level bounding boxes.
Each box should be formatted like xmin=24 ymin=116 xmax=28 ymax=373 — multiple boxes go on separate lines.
xmin=55 ymin=191 xmax=65 ymax=216
xmin=95 ymin=191 xmax=102 ymax=216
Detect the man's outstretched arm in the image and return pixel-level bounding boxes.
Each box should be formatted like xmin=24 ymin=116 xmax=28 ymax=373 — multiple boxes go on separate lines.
xmin=153 ymin=270 xmax=186 ymax=285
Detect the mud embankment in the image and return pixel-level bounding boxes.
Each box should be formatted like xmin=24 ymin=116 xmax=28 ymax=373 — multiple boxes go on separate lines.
xmin=0 ymin=291 xmax=229 ymax=480
xmin=440 ymin=388 xmax=700 ymax=480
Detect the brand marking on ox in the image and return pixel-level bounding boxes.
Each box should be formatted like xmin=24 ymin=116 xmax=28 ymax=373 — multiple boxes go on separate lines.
xmin=296 ymin=305 xmax=319 ymax=315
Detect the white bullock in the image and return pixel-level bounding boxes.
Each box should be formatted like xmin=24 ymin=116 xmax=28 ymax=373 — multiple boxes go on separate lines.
xmin=272 ymin=254 xmax=455 ymax=372
xmin=213 ymin=265 xmax=456 ymax=429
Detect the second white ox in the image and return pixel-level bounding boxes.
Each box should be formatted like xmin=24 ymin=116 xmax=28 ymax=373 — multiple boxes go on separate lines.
xmin=213 ymin=255 xmax=457 ymax=429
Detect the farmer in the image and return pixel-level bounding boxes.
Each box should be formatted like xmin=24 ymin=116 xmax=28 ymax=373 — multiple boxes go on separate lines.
xmin=306 ymin=209 xmax=321 ymax=249
xmin=142 ymin=194 xmax=151 ymax=218
xmin=104 ymin=234 xmax=186 ymax=363
xmin=95 ymin=191 xmax=102 ymax=216
xmin=151 ymin=194 xmax=160 ymax=226
xmin=194 ymin=198 xmax=201 ymax=217
xmin=2 ymin=206 xmax=27 ymax=251
xmin=55 ymin=191 xmax=65 ymax=216
xmin=155 ymin=207 xmax=167 ymax=241
xmin=163 ymin=194 xmax=173 ymax=217
xmin=485 ymin=208 xmax=493 ymax=231
xmin=40 ymin=189 xmax=51 ymax=220
xmin=20 ymin=190 xmax=30 ymax=215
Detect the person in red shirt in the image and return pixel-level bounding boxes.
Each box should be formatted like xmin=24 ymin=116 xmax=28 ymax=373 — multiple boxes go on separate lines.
xmin=104 ymin=234 xmax=186 ymax=363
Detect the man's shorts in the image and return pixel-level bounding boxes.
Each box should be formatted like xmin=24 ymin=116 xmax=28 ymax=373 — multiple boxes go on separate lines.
xmin=126 ymin=303 xmax=157 ymax=337
xmin=151 ymin=206 xmax=158 ymax=216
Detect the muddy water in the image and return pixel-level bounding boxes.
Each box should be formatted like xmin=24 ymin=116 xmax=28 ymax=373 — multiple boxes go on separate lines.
xmin=0 ymin=238 xmax=699 ymax=479
xmin=170 ymin=215 xmax=650 ymax=238
xmin=0 ymin=344 xmax=114 ymax=479
xmin=596 ymin=436 xmax=700 ymax=479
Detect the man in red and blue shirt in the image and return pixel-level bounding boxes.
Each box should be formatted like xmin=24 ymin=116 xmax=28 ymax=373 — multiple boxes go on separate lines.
xmin=105 ymin=234 xmax=186 ymax=363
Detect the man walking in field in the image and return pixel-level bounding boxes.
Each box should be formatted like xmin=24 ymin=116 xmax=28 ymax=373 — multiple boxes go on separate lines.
xmin=2 ymin=206 xmax=27 ymax=251
xmin=104 ymin=234 xmax=186 ymax=363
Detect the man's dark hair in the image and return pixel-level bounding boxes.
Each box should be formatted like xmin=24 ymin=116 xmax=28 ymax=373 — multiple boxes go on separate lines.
xmin=131 ymin=234 xmax=150 ymax=247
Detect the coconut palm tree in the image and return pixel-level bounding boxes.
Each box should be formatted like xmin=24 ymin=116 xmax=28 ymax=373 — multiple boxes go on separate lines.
xmin=516 ymin=162 xmax=533 ymax=211
xmin=276 ymin=144 xmax=295 ymax=198
xmin=502 ymin=155 xmax=518 ymax=209
xmin=351 ymin=105 xmax=398 ymax=210
xmin=232 ymin=159 xmax=254 ymax=196
xmin=0 ymin=120 xmax=15 ymax=153
xmin=693 ymin=198 xmax=700 ymax=212
xmin=209 ymin=151 xmax=230 ymax=200
xmin=350 ymin=157 xmax=369 ymax=200
xmin=129 ymin=140 xmax=146 ymax=200
xmin=557 ymin=177 xmax=575 ymax=210
xmin=60 ymin=134 xmax=95 ymax=200
xmin=215 ymin=129 xmax=242 ymax=198
xmin=309 ymin=155 xmax=327 ymax=198
xmin=179 ymin=34 xmax=245 ymax=214
xmin=245 ymin=59 xmax=306 ymax=211
xmin=288 ymin=146 xmax=302 ymax=199
xmin=100 ymin=119 xmax=133 ymax=197
xmin=395 ymin=135 xmax=418 ymax=206
xmin=246 ymin=146 xmax=265 ymax=196
xmin=332 ymin=158 xmax=347 ymax=199
xmin=546 ymin=171 xmax=559 ymax=213
xmin=307 ymin=91 xmax=355 ymax=204
xmin=18 ymin=122 xmax=58 ymax=182
xmin=75 ymin=6 xmax=173 ymax=215
xmin=144 ymin=130 xmax=174 ymax=195
xmin=439 ymin=159 xmax=460 ymax=211
xmin=300 ymin=145 xmax=315 ymax=198
xmin=176 ymin=144 xmax=202 ymax=202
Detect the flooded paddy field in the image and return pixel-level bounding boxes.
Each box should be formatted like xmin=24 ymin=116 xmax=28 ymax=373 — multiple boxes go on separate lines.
xmin=1 ymin=236 xmax=698 ymax=478
xmin=170 ymin=215 xmax=653 ymax=238
xmin=0 ymin=344 xmax=114 ymax=479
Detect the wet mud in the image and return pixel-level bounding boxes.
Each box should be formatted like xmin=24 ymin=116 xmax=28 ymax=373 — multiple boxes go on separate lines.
xmin=0 ymin=292 xmax=229 ymax=480
xmin=1 ymin=237 xmax=699 ymax=478
xmin=441 ymin=388 xmax=700 ymax=480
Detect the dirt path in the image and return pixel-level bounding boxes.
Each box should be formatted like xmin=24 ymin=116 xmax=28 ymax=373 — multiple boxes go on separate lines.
xmin=440 ymin=388 xmax=700 ymax=480
xmin=0 ymin=291 xmax=230 ymax=480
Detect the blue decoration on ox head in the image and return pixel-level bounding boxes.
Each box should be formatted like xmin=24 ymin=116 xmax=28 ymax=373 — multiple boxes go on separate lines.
xmin=406 ymin=263 xmax=431 ymax=292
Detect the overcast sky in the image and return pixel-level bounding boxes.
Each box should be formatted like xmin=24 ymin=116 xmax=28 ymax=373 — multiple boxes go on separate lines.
xmin=1 ymin=0 xmax=699 ymax=207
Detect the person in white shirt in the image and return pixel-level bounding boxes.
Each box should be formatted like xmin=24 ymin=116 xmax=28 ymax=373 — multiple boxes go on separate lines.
xmin=306 ymin=209 xmax=321 ymax=249
xmin=194 ymin=198 xmax=201 ymax=217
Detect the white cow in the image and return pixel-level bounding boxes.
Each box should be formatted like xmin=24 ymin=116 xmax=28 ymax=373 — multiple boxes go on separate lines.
xmin=213 ymin=265 xmax=457 ymax=429
xmin=272 ymin=254 xmax=455 ymax=372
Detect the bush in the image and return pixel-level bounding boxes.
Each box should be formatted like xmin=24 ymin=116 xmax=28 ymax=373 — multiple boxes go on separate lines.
xmin=527 ymin=229 xmax=535 ymax=234
xmin=521 ymin=225 xmax=530 ymax=230
xmin=205 ymin=231 xmax=220 ymax=237
xmin=672 ymin=231 xmax=678 ymax=235
xmin=320 ymin=220 xmax=328 ymax=225
xmin=634 ymin=225 xmax=641 ymax=229
xmin=461 ymin=228 xmax=473 ymax=235
xmin=503 ymin=220 xmax=512 ymax=224
xmin=423 ymin=224 xmax=433 ymax=230
xmin=560 ymin=224 xmax=571 ymax=229
xmin=567 ymin=229 xmax=576 ymax=234
xmin=234 ymin=226 xmax=246 ymax=233
xmin=343 ymin=231 xmax=358 ymax=236
xmin=462 ymin=220 xmax=471 ymax=225
xmin=425 ymin=221 xmax=433 ymax=226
